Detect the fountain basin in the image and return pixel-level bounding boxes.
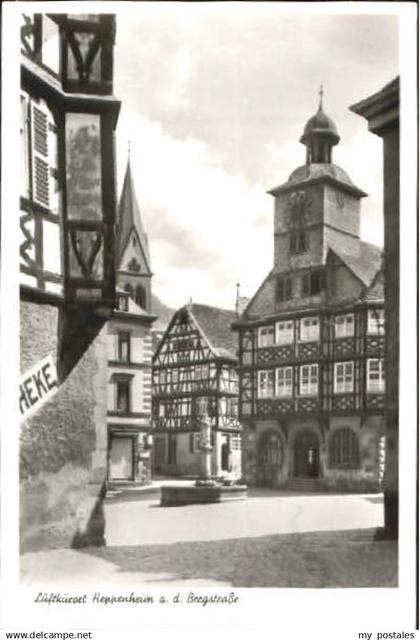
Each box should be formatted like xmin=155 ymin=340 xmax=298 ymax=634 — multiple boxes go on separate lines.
xmin=160 ymin=484 xmax=248 ymax=507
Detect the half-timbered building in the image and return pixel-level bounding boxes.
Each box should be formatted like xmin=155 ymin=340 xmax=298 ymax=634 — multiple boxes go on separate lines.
xmin=233 ymin=93 xmax=385 ymax=492
xmin=152 ymin=304 xmax=242 ymax=478
xmin=19 ymin=13 xmax=120 ymax=549
xmin=106 ymin=160 xmax=156 ymax=486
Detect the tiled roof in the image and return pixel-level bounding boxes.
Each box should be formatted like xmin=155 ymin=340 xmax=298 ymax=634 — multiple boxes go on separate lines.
xmin=116 ymin=161 xmax=151 ymax=268
xmin=188 ymin=304 xmax=238 ymax=361
xmin=358 ymin=269 xmax=384 ymax=303
xmin=269 ymin=163 xmax=367 ymax=198
xmin=328 ymin=237 xmax=383 ymax=287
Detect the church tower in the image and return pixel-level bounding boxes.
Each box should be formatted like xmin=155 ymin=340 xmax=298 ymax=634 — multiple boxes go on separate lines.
xmin=269 ymin=88 xmax=367 ymax=281
xmin=116 ymin=159 xmax=152 ymax=312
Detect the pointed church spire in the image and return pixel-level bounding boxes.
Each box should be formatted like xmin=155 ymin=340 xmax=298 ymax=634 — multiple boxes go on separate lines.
xmin=116 ymin=158 xmax=151 ymax=272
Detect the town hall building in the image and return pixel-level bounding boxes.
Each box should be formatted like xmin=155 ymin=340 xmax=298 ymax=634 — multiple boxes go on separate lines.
xmin=233 ymin=91 xmax=385 ymax=492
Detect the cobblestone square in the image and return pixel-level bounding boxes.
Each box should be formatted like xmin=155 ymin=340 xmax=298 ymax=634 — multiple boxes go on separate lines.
xmin=21 ymin=488 xmax=397 ymax=588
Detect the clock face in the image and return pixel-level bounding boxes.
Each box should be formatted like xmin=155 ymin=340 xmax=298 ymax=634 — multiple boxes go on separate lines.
xmin=286 ymin=190 xmax=311 ymax=227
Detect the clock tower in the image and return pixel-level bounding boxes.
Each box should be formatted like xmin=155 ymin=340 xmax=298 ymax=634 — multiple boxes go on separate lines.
xmin=269 ymin=88 xmax=367 ymax=276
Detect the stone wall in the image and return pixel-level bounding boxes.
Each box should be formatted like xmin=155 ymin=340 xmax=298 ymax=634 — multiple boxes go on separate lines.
xmin=20 ymin=300 xmax=108 ymax=552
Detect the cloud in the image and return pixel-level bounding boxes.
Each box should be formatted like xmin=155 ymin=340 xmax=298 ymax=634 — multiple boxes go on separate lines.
xmin=113 ymin=9 xmax=396 ymax=307
xmin=116 ymin=112 xmax=272 ymax=309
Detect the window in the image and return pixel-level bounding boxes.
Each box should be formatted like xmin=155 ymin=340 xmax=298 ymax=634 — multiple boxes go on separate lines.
xmin=367 ymin=359 xmax=385 ymax=393
xmin=290 ymin=231 xmax=307 ymax=254
xmin=334 ymin=362 xmax=354 ymax=393
xmin=258 ymin=325 xmax=275 ymax=348
xmin=135 ymin=284 xmax=146 ymax=308
xmin=367 ymin=309 xmax=385 ymax=335
xmin=300 ymin=316 xmax=319 ymax=342
xmin=195 ymin=364 xmax=209 ymax=381
xmin=258 ymin=432 xmax=284 ymax=466
xmin=258 ymin=370 xmax=275 ymax=398
xmin=329 ymin=428 xmax=360 ymax=466
xmin=300 ymin=364 xmax=318 ymax=396
xmin=116 ymin=380 xmax=130 ymax=413
xmin=276 ymin=320 xmax=294 ymax=344
xmin=20 ymin=92 xmax=59 ymax=213
xmin=116 ymin=295 xmax=128 ymax=311
xmin=302 ymin=270 xmax=325 ymax=296
xmin=276 ymin=367 xmax=293 ymax=397
xmin=220 ymin=367 xmax=238 ymax=392
xmin=220 ymin=397 xmax=239 ymax=418
xmin=275 ymin=276 xmax=293 ymax=302
xmin=118 ymin=332 xmax=130 ymax=362
xmin=124 ymin=283 xmax=133 ymax=298
xmin=335 ymin=314 xmax=354 ymax=338
xmin=128 ymin=257 xmax=141 ymax=272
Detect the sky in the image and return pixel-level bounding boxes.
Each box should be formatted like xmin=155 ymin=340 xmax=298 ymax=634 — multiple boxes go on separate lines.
xmin=112 ymin=4 xmax=399 ymax=310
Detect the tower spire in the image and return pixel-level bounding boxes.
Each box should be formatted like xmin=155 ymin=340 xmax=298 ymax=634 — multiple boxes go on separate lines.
xmin=300 ymin=87 xmax=340 ymax=165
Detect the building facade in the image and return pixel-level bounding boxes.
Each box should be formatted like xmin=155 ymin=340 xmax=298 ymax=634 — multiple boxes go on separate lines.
xmin=351 ymin=78 xmax=399 ymax=535
xmin=233 ymin=94 xmax=385 ymax=492
xmin=152 ymin=304 xmax=242 ymax=478
xmin=106 ymin=161 xmax=156 ymax=486
xmin=19 ymin=13 xmax=120 ymax=550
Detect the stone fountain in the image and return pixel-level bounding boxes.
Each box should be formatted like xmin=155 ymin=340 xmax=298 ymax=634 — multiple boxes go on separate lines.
xmin=160 ymin=413 xmax=247 ymax=506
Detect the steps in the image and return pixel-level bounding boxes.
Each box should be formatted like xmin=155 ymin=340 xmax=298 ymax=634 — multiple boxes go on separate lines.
xmin=285 ymin=477 xmax=321 ymax=492
xmin=105 ymin=481 xmax=158 ymax=501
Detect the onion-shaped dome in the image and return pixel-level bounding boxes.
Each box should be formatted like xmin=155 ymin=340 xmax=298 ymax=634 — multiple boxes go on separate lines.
xmin=300 ymin=86 xmax=340 ymax=147
xmin=302 ymin=107 xmax=339 ymax=141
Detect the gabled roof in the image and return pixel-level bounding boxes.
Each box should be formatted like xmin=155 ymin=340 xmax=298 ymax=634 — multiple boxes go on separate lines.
xmin=189 ymin=304 xmax=238 ymax=361
xmin=357 ymin=268 xmax=384 ymax=303
xmin=327 ymin=238 xmax=383 ymax=287
xmin=116 ymin=160 xmax=151 ymax=269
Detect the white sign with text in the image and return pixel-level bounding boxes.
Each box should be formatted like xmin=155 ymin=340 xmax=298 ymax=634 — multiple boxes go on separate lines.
xmin=19 ymin=354 xmax=59 ymax=421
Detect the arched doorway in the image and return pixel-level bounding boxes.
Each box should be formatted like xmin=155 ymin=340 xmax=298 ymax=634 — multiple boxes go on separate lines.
xmin=294 ymin=429 xmax=320 ymax=478
xmin=258 ymin=431 xmax=284 ymax=487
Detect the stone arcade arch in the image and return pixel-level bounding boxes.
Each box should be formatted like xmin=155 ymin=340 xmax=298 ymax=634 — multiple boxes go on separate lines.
xmin=293 ymin=428 xmax=320 ymax=478
xmin=257 ymin=430 xmax=285 ymax=487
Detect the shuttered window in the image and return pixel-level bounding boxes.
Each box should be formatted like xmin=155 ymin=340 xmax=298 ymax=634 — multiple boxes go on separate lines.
xmin=27 ymin=98 xmax=59 ymax=213
xmin=31 ymin=102 xmax=50 ymax=208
